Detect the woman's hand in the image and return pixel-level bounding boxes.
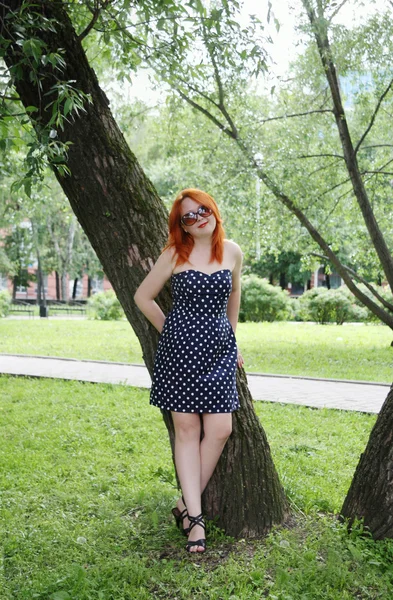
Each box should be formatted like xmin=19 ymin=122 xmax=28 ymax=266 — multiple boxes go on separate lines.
xmin=236 ymin=348 xmax=244 ymax=368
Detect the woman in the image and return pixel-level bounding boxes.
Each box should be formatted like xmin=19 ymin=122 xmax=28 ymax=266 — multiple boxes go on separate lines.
xmin=134 ymin=188 xmax=244 ymax=553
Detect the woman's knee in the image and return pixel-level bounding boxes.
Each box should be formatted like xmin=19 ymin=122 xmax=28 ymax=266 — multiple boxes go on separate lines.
xmin=172 ymin=413 xmax=201 ymax=442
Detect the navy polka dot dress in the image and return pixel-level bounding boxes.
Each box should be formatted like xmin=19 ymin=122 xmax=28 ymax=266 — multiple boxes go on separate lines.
xmin=149 ymin=268 xmax=240 ymax=413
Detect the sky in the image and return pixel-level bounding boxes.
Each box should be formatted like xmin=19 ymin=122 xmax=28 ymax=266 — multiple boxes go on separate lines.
xmin=106 ymin=0 xmax=390 ymax=107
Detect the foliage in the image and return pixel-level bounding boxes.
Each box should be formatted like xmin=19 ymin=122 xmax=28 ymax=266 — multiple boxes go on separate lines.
xmin=239 ymin=274 xmax=292 ymax=322
xmin=0 ymin=4 xmax=93 ymax=194
xmin=0 ymin=289 xmax=11 ymax=317
xmin=3 ymin=224 xmax=35 ymax=291
xmin=350 ymin=283 xmax=393 ymax=323
xmin=87 ymin=290 xmax=125 ymax=320
xmin=2 ymin=0 xmax=393 ymax=325
xmin=296 ymin=287 xmax=368 ymax=324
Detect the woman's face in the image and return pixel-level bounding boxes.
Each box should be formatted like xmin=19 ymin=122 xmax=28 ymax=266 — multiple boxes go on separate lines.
xmin=180 ymin=197 xmax=217 ymax=238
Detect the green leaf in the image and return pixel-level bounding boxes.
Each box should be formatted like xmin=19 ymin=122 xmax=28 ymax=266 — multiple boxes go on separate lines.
xmin=63 ymin=97 xmax=73 ymax=116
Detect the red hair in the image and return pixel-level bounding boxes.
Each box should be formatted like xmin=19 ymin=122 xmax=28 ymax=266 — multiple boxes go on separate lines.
xmin=162 ymin=188 xmax=225 ymax=268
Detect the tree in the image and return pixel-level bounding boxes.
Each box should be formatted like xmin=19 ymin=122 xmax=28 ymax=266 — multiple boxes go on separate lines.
xmin=128 ymin=0 xmax=393 ymax=326
xmin=0 ymin=0 xmax=289 ymax=536
xmin=48 ymin=0 xmax=393 ymax=539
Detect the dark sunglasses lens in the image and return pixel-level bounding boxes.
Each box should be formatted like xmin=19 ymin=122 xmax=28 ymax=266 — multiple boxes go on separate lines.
xmin=200 ymin=207 xmax=212 ymax=216
xmin=182 ymin=214 xmax=197 ymax=226
xmin=181 ymin=206 xmax=212 ymax=226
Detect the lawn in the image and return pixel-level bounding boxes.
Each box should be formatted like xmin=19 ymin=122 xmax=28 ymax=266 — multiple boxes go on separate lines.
xmin=1 ymin=319 xmax=392 ymax=382
xmin=1 ymin=376 xmax=393 ymax=599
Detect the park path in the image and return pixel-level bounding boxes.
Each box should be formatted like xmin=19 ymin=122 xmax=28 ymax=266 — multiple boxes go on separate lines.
xmin=0 ymin=353 xmax=389 ymax=414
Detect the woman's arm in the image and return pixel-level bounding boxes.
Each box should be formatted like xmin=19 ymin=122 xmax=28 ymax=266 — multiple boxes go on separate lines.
xmin=133 ymin=248 xmax=174 ymax=333
xmin=226 ymin=243 xmax=243 ymax=334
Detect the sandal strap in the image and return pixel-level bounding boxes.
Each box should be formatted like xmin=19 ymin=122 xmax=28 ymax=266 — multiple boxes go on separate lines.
xmin=186 ymin=538 xmax=206 ymax=551
xmin=187 ymin=513 xmax=206 ymax=533
xmin=179 ymin=507 xmax=187 ymax=521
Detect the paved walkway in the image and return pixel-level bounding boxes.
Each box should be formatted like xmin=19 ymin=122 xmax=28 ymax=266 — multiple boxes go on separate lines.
xmin=0 ymin=353 xmax=390 ymax=414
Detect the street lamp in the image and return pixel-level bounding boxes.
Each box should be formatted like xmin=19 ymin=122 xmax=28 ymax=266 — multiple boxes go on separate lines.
xmin=254 ymin=153 xmax=263 ymax=261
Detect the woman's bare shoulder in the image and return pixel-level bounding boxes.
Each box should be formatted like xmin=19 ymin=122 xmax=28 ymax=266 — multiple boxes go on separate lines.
xmin=224 ymin=238 xmax=243 ymax=257
xmin=160 ymin=246 xmax=178 ymax=270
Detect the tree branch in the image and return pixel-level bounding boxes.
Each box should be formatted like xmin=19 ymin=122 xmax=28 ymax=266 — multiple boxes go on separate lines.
xmin=359 ymin=144 xmax=393 ymax=151
xmin=77 ymin=0 xmax=113 ymax=42
xmin=311 ymin=252 xmax=393 ymax=312
xmin=302 ymin=0 xmax=393 ymax=294
xmin=0 ymin=94 xmax=20 ymax=101
xmin=307 ymin=157 xmax=342 ymax=177
xmin=296 ymin=153 xmax=345 ymax=160
xmin=201 ymin=20 xmax=238 ymax=139
xmin=256 ymin=108 xmax=333 ymax=126
xmin=364 ymin=171 xmax=393 ymax=176
xmin=176 ymin=88 xmax=235 ymax=138
xmin=176 ymin=76 xmax=221 ymax=111
xmin=327 ymin=0 xmax=351 ymax=23
xmin=354 ymin=77 xmax=393 ymax=155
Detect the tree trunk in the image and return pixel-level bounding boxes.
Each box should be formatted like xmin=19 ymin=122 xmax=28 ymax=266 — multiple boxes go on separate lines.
xmin=60 ymin=272 xmax=67 ymax=302
xmin=1 ymin=0 xmax=289 ymax=535
xmin=72 ymin=278 xmax=78 ymax=300
xmin=341 ymin=386 xmax=393 ymax=540
xmin=55 ymin=271 xmax=60 ymax=300
xmin=87 ymin=276 xmax=92 ymax=298
xmin=203 ymin=367 xmax=288 ymax=536
xmin=36 ymin=267 xmax=42 ymax=304
xmin=279 ymin=272 xmax=286 ymax=290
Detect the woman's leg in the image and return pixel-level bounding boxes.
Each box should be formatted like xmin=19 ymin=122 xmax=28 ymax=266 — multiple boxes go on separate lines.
xmin=200 ymin=413 xmax=232 ymax=493
xmin=172 ymin=411 xmax=205 ymax=552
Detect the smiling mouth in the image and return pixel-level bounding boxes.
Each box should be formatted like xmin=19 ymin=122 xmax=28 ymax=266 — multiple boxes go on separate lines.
xmin=198 ymin=222 xmax=208 ymax=228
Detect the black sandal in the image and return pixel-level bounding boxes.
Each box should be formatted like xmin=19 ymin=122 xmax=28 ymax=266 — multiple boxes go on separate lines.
xmin=171 ymin=496 xmax=190 ymax=537
xmin=185 ymin=513 xmax=206 ymax=553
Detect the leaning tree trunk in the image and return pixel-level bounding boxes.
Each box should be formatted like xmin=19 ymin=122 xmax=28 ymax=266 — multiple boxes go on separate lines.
xmin=1 ymin=0 xmax=289 ymax=535
xmin=340 ymin=386 xmax=393 ymax=540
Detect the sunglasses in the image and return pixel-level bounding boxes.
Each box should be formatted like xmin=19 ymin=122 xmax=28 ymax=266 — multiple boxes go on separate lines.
xmin=180 ymin=205 xmax=213 ymax=226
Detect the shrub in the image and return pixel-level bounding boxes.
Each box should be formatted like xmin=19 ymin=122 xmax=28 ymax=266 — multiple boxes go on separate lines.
xmin=87 ymin=290 xmax=125 ymax=320
xmin=239 ymin=274 xmax=292 ymax=322
xmin=297 ymin=287 xmax=367 ymax=324
xmin=348 ymin=282 xmax=393 ymax=323
xmin=0 ymin=289 xmax=11 ymax=317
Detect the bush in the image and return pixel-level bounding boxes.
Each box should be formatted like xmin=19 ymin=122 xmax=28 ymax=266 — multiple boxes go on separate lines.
xmin=87 ymin=290 xmax=125 ymax=320
xmin=239 ymin=274 xmax=292 ymax=322
xmin=296 ymin=287 xmax=367 ymax=324
xmin=0 ymin=289 xmax=11 ymax=317
xmin=348 ymin=282 xmax=393 ymax=323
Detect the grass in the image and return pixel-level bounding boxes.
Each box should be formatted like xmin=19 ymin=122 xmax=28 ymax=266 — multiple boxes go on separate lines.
xmin=2 ymin=376 xmax=393 ymax=599
xmin=1 ymin=319 xmax=392 ymax=382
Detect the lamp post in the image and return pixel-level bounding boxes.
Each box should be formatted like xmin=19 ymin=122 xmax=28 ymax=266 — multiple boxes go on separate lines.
xmin=254 ymin=152 xmax=263 ymax=261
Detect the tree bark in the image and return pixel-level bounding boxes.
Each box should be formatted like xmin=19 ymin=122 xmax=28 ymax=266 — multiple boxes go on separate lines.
xmin=341 ymin=386 xmax=393 ymax=540
xmin=1 ymin=0 xmax=289 ymax=536
xmin=61 ymin=273 xmax=67 ymax=302
xmin=55 ymin=271 xmax=60 ymax=300
xmin=72 ymin=277 xmax=78 ymax=300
